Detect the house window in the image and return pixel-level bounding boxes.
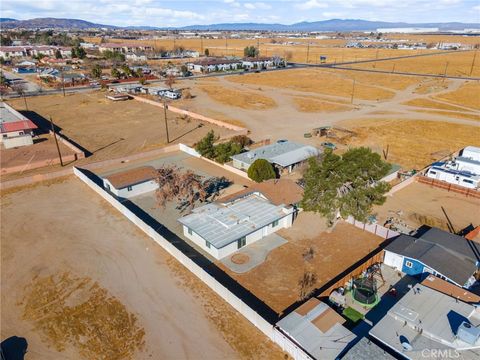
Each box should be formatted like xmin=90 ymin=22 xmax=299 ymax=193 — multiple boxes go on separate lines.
xmin=237 ymin=237 xmax=246 ymax=249
xmin=187 ymin=227 xmax=193 ymax=235
xmin=405 ymin=260 xmax=413 ymax=268
xmin=127 ymin=186 xmax=133 ymax=191
xmin=463 ymin=179 xmax=474 ymax=184
xmin=205 ymin=240 xmax=211 ymax=249
xmin=19 ymin=131 xmax=24 ymax=135
xmin=272 ymin=220 xmax=279 ymax=227
xmin=429 ymin=170 xmax=437 ymax=175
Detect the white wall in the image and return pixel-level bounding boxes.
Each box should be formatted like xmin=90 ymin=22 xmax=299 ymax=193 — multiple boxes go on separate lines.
xmin=2 ymin=134 xmax=33 ymax=148
xmin=75 ymin=167 xmax=313 ymax=360
xmin=103 ymin=179 xmax=159 ymax=198
xmin=383 ymin=251 xmax=404 ymax=271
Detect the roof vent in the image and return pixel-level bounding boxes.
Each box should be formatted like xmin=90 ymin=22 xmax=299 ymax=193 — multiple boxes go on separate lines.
xmin=457 ymin=321 xmax=480 ymax=345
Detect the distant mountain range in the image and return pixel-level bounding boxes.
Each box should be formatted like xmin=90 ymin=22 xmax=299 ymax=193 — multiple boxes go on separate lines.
xmin=0 ymin=17 xmax=478 ymax=32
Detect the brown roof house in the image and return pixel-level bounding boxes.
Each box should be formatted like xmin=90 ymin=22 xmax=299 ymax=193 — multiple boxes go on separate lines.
xmin=103 ymin=166 xmax=158 ymax=198
xmin=276 ymin=297 xmax=355 ymax=360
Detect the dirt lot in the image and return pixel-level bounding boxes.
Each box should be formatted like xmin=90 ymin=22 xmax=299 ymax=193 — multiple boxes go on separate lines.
xmin=218 ymin=215 xmax=385 ymax=314
xmin=1 ymin=134 xmax=76 ymax=171
xmin=374 ymin=181 xmax=480 ymax=232
xmin=6 ymin=92 xmax=235 ymax=163
xmin=1 ymin=178 xmax=284 ymax=360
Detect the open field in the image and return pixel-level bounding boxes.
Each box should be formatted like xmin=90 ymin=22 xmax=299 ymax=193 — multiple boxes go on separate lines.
xmin=6 ymin=92 xmax=234 ymax=163
xmin=414 ymin=109 xmax=480 ymax=121
xmin=338 ymin=118 xmax=480 ymax=169
xmin=347 ymin=50 xmax=480 ymax=77
xmin=197 ymin=84 xmax=277 ymax=110
xmin=228 ymin=68 xmax=398 ymax=100
xmin=83 ymin=36 xmax=432 ymax=64
xmin=293 ymin=96 xmax=352 ymax=112
xmin=402 ymin=98 xmax=473 ymax=112
xmin=374 ymin=181 xmax=480 ymax=232
xmin=434 ymin=81 xmax=480 ymax=110
xmin=1 ymin=178 xmax=284 ymax=359
xmin=218 ymin=216 xmax=384 ymax=314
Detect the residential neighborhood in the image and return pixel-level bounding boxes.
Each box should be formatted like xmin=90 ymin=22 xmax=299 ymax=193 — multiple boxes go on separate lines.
xmin=1 ymin=3 xmax=479 ymax=360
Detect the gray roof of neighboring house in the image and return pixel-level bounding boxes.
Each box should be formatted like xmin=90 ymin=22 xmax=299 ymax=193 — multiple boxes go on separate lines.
xmin=277 ymin=298 xmax=355 ymax=360
xmin=342 ymin=337 xmax=395 ymax=360
xmin=177 ymin=193 xmax=290 ymax=249
xmin=385 ymin=227 xmax=480 ymax=285
xmin=369 ymin=284 xmax=480 ymax=360
xmin=231 ymin=141 xmax=319 ymax=168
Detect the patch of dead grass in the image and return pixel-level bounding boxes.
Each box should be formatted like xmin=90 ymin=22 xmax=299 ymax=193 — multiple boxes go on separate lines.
xmin=434 ymin=81 xmax=480 ymax=110
xmin=414 ymin=109 xmax=480 ymax=121
xmin=403 ymin=98 xmax=473 ymax=112
xmin=339 ymin=118 xmax=480 ymax=169
xmin=19 ymin=272 xmax=145 ymax=360
xmin=198 ymin=84 xmax=277 ymax=110
xmin=228 ymin=68 xmax=396 ymax=100
xmin=293 ymin=96 xmax=352 ymax=112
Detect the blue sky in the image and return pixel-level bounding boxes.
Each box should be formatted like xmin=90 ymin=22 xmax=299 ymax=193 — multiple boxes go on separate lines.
xmin=1 ymin=0 xmax=479 ymax=26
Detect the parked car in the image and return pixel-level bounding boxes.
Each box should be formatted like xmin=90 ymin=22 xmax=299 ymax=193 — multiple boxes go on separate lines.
xmin=321 ymin=142 xmax=336 ymax=150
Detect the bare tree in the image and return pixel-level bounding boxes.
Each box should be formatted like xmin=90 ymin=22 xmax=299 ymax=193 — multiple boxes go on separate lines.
xmin=298 ymin=271 xmax=317 ymax=300
xmin=155 ymin=166 xmax=230 ymax=211
xmin=12 ymin=82 xmax=28 ymax=110
xmin=165 ymin=74 xmax=176 ymax=90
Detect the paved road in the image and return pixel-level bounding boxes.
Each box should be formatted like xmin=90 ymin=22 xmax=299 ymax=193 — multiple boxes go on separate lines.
xmin=3 ymin=49 xmax=476 ymax=99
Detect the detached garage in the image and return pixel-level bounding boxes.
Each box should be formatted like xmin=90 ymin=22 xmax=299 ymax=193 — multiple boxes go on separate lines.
xmin=103 ymin=166 xmax=159 ymax=198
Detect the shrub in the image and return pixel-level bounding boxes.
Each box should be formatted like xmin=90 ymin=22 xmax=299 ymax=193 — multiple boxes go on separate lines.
xmin=247 ymin=159 xmax=276 ymax=182
xmin=214 ymin=141 xmax=242 ymax=164
xmin=195 ymin=130 xmax=217 ymax=159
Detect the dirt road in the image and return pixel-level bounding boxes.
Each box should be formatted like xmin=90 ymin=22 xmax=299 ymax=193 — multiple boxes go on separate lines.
xmin=1 ymin=178 xmax=283 ymax=359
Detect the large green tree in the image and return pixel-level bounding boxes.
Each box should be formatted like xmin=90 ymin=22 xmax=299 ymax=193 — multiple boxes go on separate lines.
xmin=244 ymin=46 xmax=259 ymax=58
xmin=247 ymin=159 xmax=276 ymax=182
xmin=195 ymin=130 xmax=217 ymax=159
xmin=301 ymin=147 xmax=391 ymax=223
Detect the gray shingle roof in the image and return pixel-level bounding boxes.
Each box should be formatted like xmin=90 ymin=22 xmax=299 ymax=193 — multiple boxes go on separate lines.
xmin=385 ymin=228 xmax=480 ymax=285
xmin=178 ymin=194 xmax=291 ymax=249
xmin=231 ymin=141 xmax=319 ymax=168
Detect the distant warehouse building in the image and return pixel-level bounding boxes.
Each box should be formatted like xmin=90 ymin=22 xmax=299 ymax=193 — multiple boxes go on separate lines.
xmin=0 ymin=102 xmax=38 ymax=149
xmin=231 ymin=140 xmax=319 ymax=174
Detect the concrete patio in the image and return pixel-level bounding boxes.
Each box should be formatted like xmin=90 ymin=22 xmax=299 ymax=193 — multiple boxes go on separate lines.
xmin=220 ymin=233 xmax=288 ymax=273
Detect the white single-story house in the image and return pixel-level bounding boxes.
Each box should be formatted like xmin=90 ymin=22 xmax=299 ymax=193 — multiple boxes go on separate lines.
xmin=99 ymin=43 xmax=153 ymax=54
xmin=277 ymin=297 xmax=355 ymax=360
xmin=0 ymin=102 xmax=38 ymax=149
xmin=178 ymin=192 xmax=295 ymax=259
xmin=187 ymin=58 xmax=243 ymax=73
xmin=426 ymin=166 xmax=479 ymax=189
xmin=383 ymin=227 xmax=480 ymax=289
xmin=231 ymin=140 xmax=319 ymax=174
xmin=126 ymin=52 xmax=147 ymax=62
xmin=241 ymin=56 xmax=275 ymax=70
xmin=103 ymin=166 xmax=159 ymax=198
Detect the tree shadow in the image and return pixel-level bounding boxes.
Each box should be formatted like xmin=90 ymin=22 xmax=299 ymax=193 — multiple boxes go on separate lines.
xmin=1 ymin=336 xmax=28 ymax=360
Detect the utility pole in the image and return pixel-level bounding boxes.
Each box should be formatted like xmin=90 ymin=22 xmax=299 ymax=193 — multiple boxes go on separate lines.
xmin=306 ymin=42 xmax=310 ymax=64
xmin=50 ymin=116 xmax=63 ymax=166
xmin=257 ymin=38 xmax=260 ymax=59
xmin=470 ymin=51 xmax=477 ymax=76
xmin=163 ymin=97 xmax=170 ymax=144
xmin=443 ymin=61 xmax=449 ymax=81
xmin=375 ymin=49 xmax=379 ymax=59
xmin=350 ymin=78 xmax=356 ymax=104
xmin=61 ymin=68 xmax=65 ymax=97
xmin=392 ymin=63 xmax=396 ymax=73
xmin=225 ymin=37 xmax=228 ymax=56
xmin=200 ymin=37 xmax=203 ymax=55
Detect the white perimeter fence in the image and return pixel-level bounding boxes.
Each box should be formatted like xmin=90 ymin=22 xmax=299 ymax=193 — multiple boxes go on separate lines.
xmin=345 ymin=216 xmax=400 ymax=239
xmin=73 ymin=166 xmax=313 ymax=360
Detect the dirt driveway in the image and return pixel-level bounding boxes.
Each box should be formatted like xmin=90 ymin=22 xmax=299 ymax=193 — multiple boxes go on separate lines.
xmin=1 ymin=178 xmax=283 ymax=359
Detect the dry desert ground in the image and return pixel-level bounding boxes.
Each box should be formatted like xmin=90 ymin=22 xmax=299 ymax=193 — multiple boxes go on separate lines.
xmin=0 ymin=178 xmax=285 ymax=360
